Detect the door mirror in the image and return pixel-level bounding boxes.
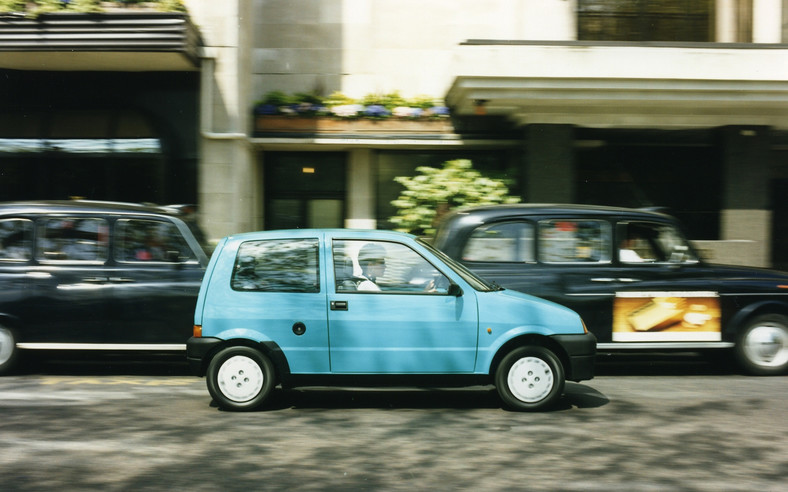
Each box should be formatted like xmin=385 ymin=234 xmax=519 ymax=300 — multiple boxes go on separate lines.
xmin=448 ymin=283 xmax=463 ymax=297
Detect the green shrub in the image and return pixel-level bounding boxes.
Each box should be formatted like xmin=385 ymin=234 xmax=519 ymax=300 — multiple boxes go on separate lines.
xmin=390 ymin=159 xmax=519 ymax=236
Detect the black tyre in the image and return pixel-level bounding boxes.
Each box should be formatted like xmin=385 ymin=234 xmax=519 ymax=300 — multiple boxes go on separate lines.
xmin=735 ymin=314 xmax=788 ymax=375
xmin=495 ymin=346 xmax=565 ymax=411
xmin=0 ymin=324 xmax=19 ymax=376
xmin=206 ymin=346 xmax=276 ymax=411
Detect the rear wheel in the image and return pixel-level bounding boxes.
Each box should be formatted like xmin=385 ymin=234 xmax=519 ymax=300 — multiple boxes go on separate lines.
xmin=0 ymin=325 xmax=18 ymax=376
xmin=206 ymin=346 xmax=276 ymax=411
xmin=495 ymin=346 xmax=564 ymax=411
xmin=736 ymin=314 xmax=788 ymax=375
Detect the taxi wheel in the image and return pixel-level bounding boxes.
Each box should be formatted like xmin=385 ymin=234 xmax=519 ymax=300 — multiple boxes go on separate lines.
xmin=495 ymin=346 xmax=564 ymax=411
xmin=0 ymin=324 xmax=18 ymax=376
xmin=736 ymin=314 xmax=788 ymax=376
xmin=206 ymin=346 xmax=276 ymax=411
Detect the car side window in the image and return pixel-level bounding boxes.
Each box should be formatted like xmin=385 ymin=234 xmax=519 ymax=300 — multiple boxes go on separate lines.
xmin=37 ymin=217 xmax=109 ymax=262
xmin=538 ymin=219 xmax=611 ymax=263
xmin=461 ymin=221 xmax=535 ymax=262
xmin=115 ymin=219 xmax=197 ymax=263
xmin=618 ymin=221 xmax=698 ymax=264
xmin=0 ymin=219 xmax=33 ymax=261
xmin=231 ymin=239 xmax=320 ymax=293
xmin=333 ymin=239 xmax=450 ymax=294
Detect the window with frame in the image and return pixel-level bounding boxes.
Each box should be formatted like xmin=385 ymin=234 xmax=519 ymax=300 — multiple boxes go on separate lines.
xmin=0 ymin=218 xmax=33 ymax=261
xmin=36 ymin=217 xmax=108 ymax=262
xmin=539 ymin=219 xmax=611 ymax=263
xmin=462 ymin=221 xmax=535 ymax=262
xmin=115 ymin=219 xmax=196 ymax=263
xmin=231 ymin=239 xmax=320 ymax=293
xmin=333 ymin=239 xmax=450 ymax=294
xmin=577 ymin=0 xmax=713 ymax=42
xmin=618 ymin=221 xmax=698 ymax=264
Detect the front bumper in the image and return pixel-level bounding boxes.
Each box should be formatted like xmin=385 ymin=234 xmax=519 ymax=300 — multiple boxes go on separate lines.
xmin=186 ymin=336 xmax=223 ymax=376
xmin=551 ymin=332 xmax=597 ymax=381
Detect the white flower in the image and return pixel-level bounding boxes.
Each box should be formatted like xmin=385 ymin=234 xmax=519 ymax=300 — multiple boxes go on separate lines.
xmin=330 ymin=104 xmax=363 ymax=117
xmin=393 ymin=107 xmax=416 ymax=118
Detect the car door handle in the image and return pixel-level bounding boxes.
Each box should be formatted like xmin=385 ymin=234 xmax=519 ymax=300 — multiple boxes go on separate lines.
xmin=591 ymin=278 xmax=616 ymax=283
xmin=330 ymin=300 xmax=348 ymax=311
xmin=108 ymin=277 xmax=136 ymax=283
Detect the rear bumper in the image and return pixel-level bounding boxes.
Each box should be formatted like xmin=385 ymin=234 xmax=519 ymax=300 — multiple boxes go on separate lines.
xmin=185 ymin=336 xmax=222 ymax=376
xmin=551 ymin=332 xmax=597 ymax=381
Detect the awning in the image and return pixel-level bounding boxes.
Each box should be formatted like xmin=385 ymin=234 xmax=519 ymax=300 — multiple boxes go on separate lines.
xmin=446 ymin=41 xmax=788 ymax=130
xmin=0 ymin=12 xmax=201 ymax=71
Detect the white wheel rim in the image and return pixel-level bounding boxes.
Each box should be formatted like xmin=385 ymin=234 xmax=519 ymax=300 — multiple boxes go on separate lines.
xmin=507 ymin=356 xmax=554 ymax=403
xmin=743 ymin=323 xmax=788 ymax=369
xmin=0 ymin=327 xmax=13 ymax=366
xmin=216 ymin=355 xmax=265 ymax=403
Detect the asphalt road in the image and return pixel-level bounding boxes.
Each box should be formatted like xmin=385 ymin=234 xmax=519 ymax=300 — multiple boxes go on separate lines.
xmin=1 ymin=356 xmax=787 ymax=491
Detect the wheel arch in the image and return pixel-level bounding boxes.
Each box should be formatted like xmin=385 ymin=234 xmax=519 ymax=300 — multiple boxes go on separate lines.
xmin=198 ymin=338 xmax=291 ymax=382
xmin=726 ymin=299 xmax=788 ymax=338
xmin=488 ymin=334 xmax=571 ymax=380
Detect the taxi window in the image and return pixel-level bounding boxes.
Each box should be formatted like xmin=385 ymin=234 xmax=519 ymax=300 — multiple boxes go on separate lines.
xmin=115 ymin=219 xmax=197 ymax=263
xmin=231 ymin=239 xmax=320 ymax=293
xmin=0 ymin=219 xmax=33 ymax=262
xmin=538 ymin=219 xmax=611 ymax=263
xmin=618 ymin=221 xmax=698 ymax=264
xmin=462 ymin=221 xmax=535 ymax=262
xmin=36 ymin=217 xmax=109 ymax=262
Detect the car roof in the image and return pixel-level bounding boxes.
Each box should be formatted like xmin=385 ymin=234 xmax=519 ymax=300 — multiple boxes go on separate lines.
xmin=440 ymin=203 xmax=674 ymax=224
xmin=0 ymin=200 xmax=181 ymax=217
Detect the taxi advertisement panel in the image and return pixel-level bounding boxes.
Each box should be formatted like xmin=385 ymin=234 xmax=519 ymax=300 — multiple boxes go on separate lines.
xmin=612 ymin=291 xmax=721 ymax=342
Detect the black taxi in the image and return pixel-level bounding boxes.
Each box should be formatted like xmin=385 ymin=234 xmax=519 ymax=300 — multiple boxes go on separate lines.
xmin=433 ymin=204 xmax=788 ymax=375
xmin=0 ymin=200 xmax=209 ymax=374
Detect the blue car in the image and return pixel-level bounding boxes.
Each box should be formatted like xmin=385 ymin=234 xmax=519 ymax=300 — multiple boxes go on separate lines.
xmin=187 ymin=229 xmax=596 ymax=411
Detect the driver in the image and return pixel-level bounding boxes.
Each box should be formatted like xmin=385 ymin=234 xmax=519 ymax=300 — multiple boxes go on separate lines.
xmin=357 ymin=243 xmax=386 ymax=291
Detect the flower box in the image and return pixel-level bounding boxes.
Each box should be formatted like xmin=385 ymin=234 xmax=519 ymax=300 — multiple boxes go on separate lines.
xmin=254 ymin=116 xmax=454 ymax=135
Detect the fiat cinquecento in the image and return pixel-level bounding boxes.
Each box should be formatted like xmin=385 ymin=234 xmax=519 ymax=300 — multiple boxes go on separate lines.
xmin=187 ymin=229 xmax=596 ymax=411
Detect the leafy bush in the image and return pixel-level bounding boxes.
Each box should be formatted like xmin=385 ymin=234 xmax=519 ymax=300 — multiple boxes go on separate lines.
xmin=390 ymin=159 xmax=519 ymax=236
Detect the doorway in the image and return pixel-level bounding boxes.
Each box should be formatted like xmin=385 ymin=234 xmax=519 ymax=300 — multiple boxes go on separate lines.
xmin=265 ymin=152 xmax=347 ymax=230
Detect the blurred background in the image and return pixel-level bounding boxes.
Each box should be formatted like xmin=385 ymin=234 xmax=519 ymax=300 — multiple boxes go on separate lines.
xmin=1 ymin=0 xmax=786 ymax=268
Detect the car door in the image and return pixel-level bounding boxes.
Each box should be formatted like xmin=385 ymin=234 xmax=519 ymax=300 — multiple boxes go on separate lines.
xmin=108 ymin=217 xmax=207 ymax=346
xmin=607 ymin=220 xmax=722 ymax=345
xmin=26 ymin=215 xmax=113 ymax=343
xmin=326 ymin=236 xmax=478 ymax=374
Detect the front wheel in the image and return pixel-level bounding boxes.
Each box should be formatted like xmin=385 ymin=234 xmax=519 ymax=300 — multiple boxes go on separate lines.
xmin=735 ymin=314 xmax=788 ymax=375
xmin=0 ymin=324 xmax=19 ymax=376
xmin=495 ymin=346 xmax=565 ymax=411
xmin=206 ymin=346 xmax=276 ymax=411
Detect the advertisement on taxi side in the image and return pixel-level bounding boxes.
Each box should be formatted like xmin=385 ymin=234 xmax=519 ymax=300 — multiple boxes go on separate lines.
xmin=612 ymin=291 xmax=721 ymax=342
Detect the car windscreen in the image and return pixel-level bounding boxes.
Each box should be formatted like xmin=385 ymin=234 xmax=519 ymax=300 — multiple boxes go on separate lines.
xmin=417 ymin=238 xmax=498 ymax=291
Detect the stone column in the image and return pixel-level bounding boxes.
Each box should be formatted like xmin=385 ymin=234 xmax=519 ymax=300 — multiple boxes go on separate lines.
xmin=522 ymin=124 xmax=575 ymax=203
xmin=718 ymin=125 xmax=772 ymax=267
xmin=345 ymin=149 xmax=377 ymax=229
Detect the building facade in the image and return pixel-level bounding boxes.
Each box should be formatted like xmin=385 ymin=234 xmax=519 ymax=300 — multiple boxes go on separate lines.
xmin=1 ymin=1 xmax=787 ymax=268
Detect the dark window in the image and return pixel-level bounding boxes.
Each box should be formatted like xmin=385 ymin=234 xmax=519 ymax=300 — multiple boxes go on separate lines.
xmin=231 ymin=239 xmax=320 ymax=293
xmin=539 ymin=219 xmax=612 ymax=263
xmin=0 ymin=218 xmax=33 ymax=261
xmin=578 ymin=0 xmax=713 ymax=42
xmin=618 ymin=221 xmax=698 ymax=264
xmin=36 ymin=217 xmax=109 ymax=262
xmin=462 ymin=221 xmax=535 ymax=262
xmin=115 ymin=219 xmax=197 ymax=263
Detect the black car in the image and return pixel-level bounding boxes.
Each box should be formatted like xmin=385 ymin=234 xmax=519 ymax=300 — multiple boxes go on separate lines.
xmin=433 ymin=204 xmax=788 ymax=375
xmin=0 ymin=200 xmax=210 ymax=374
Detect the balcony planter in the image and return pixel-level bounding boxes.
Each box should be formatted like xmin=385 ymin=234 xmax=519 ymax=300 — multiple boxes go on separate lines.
xmin=254 ymin=115 xmax=454 ymax=135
